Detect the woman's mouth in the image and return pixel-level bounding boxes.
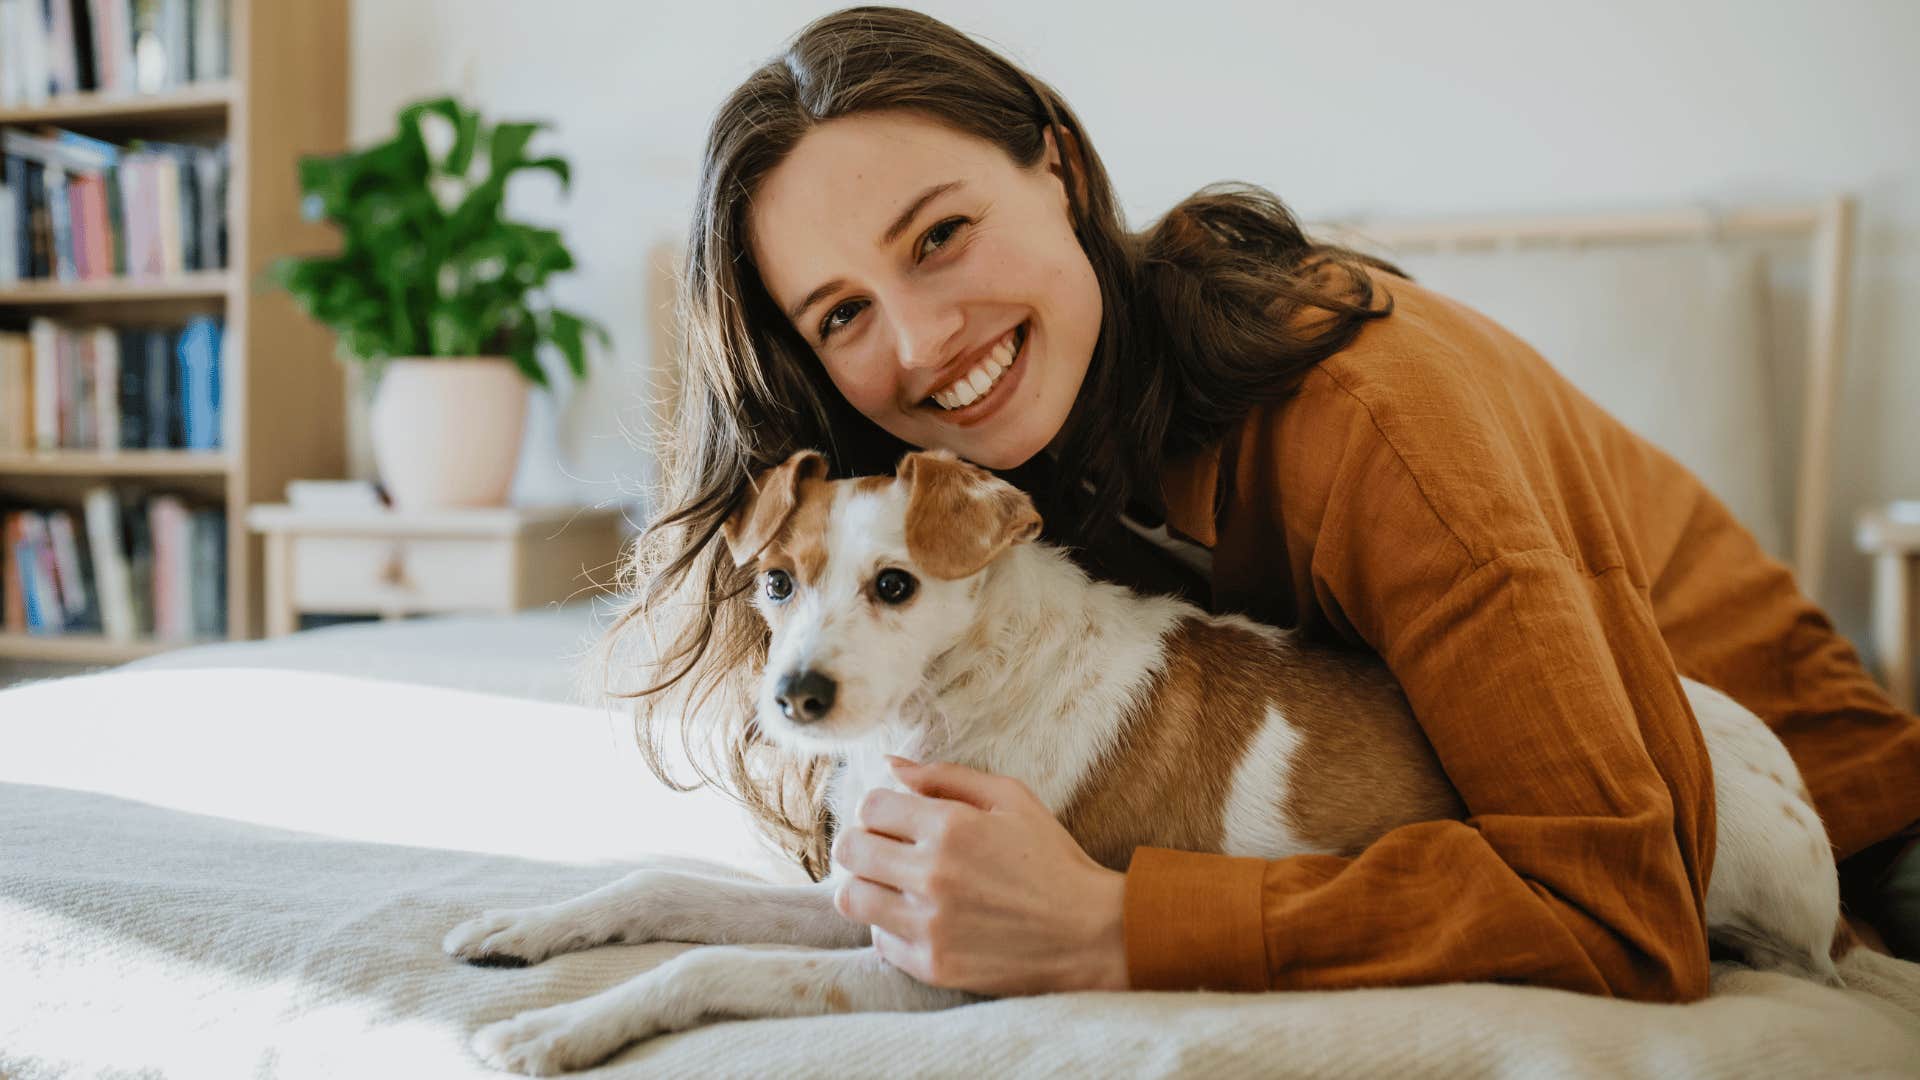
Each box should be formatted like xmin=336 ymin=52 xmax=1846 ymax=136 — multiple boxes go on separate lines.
xmin=925 ymin=322 xmax=1027 ymax=414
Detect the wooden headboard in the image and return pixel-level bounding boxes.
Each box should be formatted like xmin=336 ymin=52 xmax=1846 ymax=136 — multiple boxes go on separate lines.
xmin=1317 ymin=197 xmax=1855 ymax=603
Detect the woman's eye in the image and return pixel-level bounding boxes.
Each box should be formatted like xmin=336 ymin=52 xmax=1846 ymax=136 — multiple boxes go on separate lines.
xmin=873 ymin=568 xmax=918 ymax=605
xmin=764 ymin=569 xmax=793 ymax=602
xmin=815 ymin=219 xmax=968 ymax=343
xmin=917 ymin=217 xmax=966 ymax=261
xmin=818 ymin=300 xmax=865 ymax=342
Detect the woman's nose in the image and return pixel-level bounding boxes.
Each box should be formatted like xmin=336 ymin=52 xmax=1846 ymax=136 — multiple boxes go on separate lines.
xmin=890 ymin=293 xmax=964 ymax=372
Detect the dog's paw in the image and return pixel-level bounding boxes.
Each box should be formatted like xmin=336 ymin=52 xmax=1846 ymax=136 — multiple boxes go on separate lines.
xmin=471 ymin=1000 xmax=632 ymax=1076
xmin=444 ymin=907 xmax=584 ymax=968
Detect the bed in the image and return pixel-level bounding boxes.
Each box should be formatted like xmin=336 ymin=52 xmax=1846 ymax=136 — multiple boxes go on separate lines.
xmin=7 ymin=201 xmax=1920 ymax=1077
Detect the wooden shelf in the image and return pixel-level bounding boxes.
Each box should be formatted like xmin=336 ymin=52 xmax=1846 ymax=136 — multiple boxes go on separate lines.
xmin=0 ymin=271 xmax=232 ymax=305
xmin=0 ymin=82 xmax=234 ymax=127
xmin=0 ymin=1 xmax=350 ymax=647
xmin=0 ymin=451 xmax=232 ymax=477
xmin=0 ymin=631 xmax=216 ymax=664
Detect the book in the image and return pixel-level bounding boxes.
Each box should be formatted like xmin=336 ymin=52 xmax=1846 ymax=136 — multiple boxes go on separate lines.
xmin=0 ymin=178 xmax=14 ymax=285
xmin=91 ymin=325 xmax=119 ymax=450
xmin=2 ymin=511 xmax=26 ymax=632
xmin=0 ymin=332 xmax=30 ymax=450
xmin=148 ymin=492 xmax=189 ymax=639
xmin=189 ymin=506 xmax=223 ymax=636
xmin=122 ymin=490 xmax=153 ymax=635
xmin=21 ymin=512 xmax=65 ymax=634
xmin=84 ymin=485 xmax=136 ymax=640
xmin=29 ymin=316 xmax=58 ymax=450
xmin=47 ymin=507 xmax=96 ymax=628
xmin=177 ymin=314 xmax=219 ymax=449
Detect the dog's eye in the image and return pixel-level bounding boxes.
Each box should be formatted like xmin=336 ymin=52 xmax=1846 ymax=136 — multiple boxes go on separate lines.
xmin=764 ymin=569 xmax=793 ymax=602
xmin=873 ymin=568 xmax=917 ymax=605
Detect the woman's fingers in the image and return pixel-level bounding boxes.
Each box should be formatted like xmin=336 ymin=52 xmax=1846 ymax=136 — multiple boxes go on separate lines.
xmin=832 ymin=818 xmax=925 ymax=886
xmin=888 ymin=756 xmax=1031 ymax=811
xmin=836 ymin=874 xmax=916 ymax=938
xmin=870 ymin=924 xmax=931 ymax=982
xmin=853 ymin=786 xmax=951 ymax=843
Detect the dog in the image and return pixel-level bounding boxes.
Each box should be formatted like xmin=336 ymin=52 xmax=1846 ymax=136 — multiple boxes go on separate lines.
xmin=445 ymin=448 xmax=1845 ymax=1075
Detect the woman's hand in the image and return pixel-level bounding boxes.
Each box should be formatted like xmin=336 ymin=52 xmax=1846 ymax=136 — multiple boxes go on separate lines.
xmin=830 ymin=756 xmax=1129 ymax=996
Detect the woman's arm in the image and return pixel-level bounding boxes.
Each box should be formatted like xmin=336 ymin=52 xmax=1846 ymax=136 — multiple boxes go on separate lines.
xmin=1118 ymin=360 xmax=1717 ymax=1001
xmin=1127 ymin=545 xmax=1714 ymax=999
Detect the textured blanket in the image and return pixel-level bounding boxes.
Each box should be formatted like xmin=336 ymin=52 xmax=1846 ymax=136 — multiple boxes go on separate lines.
xmin=3 ymin=669 xmax=1918 ymax=1078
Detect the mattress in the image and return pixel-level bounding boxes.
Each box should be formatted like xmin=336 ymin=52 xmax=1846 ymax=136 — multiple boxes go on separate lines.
xmin=3 ymin=626 xmax=1918 ymax=1077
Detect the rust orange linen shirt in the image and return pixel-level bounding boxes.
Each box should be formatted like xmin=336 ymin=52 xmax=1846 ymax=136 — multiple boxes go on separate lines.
xmin=1128 ymin=270 xmax=1920 ymax=1002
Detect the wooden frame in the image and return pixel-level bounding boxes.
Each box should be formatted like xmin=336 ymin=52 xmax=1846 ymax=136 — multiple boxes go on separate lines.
xmin=0 ymin=0 xmax=350 ymax=665
xmin=1314 ymin=196 xmax=1857 ymax=604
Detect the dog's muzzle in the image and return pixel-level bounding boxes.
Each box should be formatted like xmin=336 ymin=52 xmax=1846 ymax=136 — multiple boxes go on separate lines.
xmin=775 ymin=669 xmax=837 ymax=724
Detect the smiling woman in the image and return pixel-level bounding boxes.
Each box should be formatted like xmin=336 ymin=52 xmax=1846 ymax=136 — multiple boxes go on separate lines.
xmin=747 ymin=112 xmax=1099 ymax=469
xmin=598 ymin=0 xmax=1920 ymax=1026
xmin=609 ymin=6 xmax=1395 ymax=884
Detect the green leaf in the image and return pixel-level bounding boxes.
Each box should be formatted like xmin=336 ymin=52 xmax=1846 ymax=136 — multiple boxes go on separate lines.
xmin=550 ymin=309 xmax=587 ymax=378
xmin=266 ymin=96 xmax=604 ymax=382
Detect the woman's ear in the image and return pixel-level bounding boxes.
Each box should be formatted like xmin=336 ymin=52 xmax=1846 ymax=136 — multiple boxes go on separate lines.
xmin=1043 ymin=124 xmax=1089 ymax=214
xmin=722 ymin=450 xmax=828 ymax=567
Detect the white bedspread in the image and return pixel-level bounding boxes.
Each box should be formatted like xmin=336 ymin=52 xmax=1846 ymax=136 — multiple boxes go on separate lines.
xmin=4 ymin=668 xmax=1918 ymax=1079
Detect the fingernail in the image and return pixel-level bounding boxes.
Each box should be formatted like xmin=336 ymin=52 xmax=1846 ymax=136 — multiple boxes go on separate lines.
xmin=886 ymin=754 xmax=918 ymax=770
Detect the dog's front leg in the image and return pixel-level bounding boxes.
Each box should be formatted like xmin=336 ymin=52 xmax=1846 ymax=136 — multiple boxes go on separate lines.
xmin=444 ymin=868 xmax=866 ymax=967
xmin=471 ymin=945 xmax=973 ymax=1075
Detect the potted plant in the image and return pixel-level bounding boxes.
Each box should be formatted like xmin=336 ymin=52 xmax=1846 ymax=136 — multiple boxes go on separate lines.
xmin=269 ymin=96 xmax=607 ymax=508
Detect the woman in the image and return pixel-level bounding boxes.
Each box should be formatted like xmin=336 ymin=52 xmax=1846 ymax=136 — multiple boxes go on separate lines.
xmin=609 ymin=5 xmax=1920 ymax=1000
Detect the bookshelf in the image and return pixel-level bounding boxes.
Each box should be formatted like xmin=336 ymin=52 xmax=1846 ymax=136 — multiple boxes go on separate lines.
xmin=0 ymin=1 xmax=348 ymax=665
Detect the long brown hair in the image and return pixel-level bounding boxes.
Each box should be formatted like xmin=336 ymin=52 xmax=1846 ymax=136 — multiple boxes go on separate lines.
xmin=601 ymin=6 xmax=1401 ymax=879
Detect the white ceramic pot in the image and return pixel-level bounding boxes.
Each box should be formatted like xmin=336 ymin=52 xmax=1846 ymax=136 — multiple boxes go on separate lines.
xmin=369 ymin=357 xmax=528 ymax=509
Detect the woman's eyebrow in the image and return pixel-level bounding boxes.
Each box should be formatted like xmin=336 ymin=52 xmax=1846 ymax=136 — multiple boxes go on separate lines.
xmin=784 ymin=180 xmax=965 ymax=323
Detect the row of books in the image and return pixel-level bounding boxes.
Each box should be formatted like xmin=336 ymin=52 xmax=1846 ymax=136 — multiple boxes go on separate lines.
xmin=2 ymin=487 xmax=225 ymax=639
xmin=0 ymin=315 xmax=222 ymax=451
xmin=1 ymin=126 xmax=228 ymax=282
xmin=0 ymin=0 xmax=232 ymax=104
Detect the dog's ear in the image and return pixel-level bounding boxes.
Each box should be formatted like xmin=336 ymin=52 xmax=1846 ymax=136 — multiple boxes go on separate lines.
xmin=898 ymin=450 xmax=1042 ymax=579
xmin=722 ymin=450 xmax=828 ymax=567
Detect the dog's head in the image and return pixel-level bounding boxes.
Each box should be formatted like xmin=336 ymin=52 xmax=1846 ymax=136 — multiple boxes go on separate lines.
xmin=721 ymin=448 xmax=1042 ymax=752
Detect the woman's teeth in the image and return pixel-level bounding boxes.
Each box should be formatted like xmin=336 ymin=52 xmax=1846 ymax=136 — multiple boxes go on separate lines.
xmin=931 ymin=326 xmax=1022 ymax=410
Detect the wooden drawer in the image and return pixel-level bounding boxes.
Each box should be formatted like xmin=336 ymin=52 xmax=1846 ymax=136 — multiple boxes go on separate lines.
xmin=289 ymin=535 xmax=515 ymax=613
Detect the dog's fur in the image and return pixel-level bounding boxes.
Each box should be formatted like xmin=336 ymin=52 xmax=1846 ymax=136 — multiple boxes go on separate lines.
xmin=446 ymin=449 xmax=1845 ymax=1075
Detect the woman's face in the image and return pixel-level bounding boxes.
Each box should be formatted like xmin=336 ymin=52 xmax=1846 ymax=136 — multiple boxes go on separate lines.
xmin=747 ymin=111 xmax=1102 ymax=470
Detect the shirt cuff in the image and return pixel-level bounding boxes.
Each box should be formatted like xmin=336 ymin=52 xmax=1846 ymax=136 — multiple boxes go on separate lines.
xmin=1123 ymin=846 xmax=1270 ymax=991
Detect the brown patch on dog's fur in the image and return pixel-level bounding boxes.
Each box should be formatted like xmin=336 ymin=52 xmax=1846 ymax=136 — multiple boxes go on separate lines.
xmin=1266 ymin=637 xmax=1468 ymax=855
xmin=1059 ymin=617 xmax=1467 ymax=870
xmin=822 ymin=985 xmax=851 ymax=1013
xmin=760 ymin=476 xmax=839 ymax=583
xmin=1059 ymin=618 xmax=1273 ymax=869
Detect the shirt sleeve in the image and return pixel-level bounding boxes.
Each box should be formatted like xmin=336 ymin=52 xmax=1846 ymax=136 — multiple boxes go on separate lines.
xmin=1124 ymin=367 xmax=1717 ymax=1002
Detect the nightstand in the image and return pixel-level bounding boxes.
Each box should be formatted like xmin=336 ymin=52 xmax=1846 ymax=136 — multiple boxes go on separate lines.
xmin=246 ymin=504 xmax=628 ymax=637
xmin=1857 ymin=504 xmax=1920 ymax=712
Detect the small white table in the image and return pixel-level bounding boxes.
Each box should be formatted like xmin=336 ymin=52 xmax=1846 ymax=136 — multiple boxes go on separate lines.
xmin=247 ymin=504 xmax=627 ymax=638
xmin=1857 ymin=504 xmax=1920 ymax=712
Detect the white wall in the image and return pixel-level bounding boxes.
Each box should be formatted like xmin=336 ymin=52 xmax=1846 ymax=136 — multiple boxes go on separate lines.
xmin=348 ymin=0 xmax=1920 ymax=656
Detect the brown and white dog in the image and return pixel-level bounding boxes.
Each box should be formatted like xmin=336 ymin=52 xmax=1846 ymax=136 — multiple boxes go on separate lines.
xmin=446 ymin=448 xmax=1844 ymax=1075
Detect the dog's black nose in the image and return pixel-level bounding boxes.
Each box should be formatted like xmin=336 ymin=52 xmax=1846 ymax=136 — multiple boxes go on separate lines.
xmin=775 ymin=670 xmax=837 ymax=723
